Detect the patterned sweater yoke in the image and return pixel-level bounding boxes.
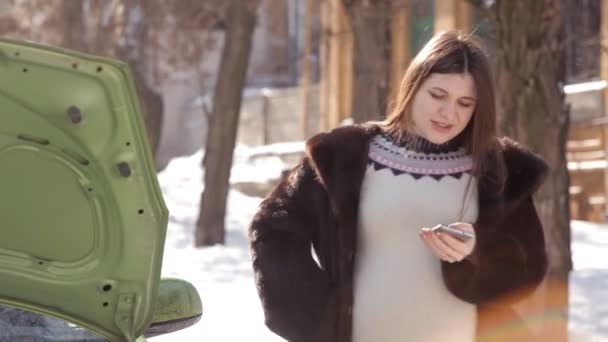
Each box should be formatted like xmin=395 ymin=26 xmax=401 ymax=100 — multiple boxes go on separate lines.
xmin=367 ymin=132 xmax=473 ymax=180
xmin=353 ymin=131 xmax=478 ymax=342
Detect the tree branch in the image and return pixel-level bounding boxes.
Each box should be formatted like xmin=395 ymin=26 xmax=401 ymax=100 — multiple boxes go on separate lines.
xmin=465 ymin=0 xmax=485 ymax=9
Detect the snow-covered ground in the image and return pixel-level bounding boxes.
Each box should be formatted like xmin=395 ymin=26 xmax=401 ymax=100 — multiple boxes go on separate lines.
xmin=151 ymin=146 xmax=608 ymax=342
xmin=152 ymin=147 xmax=285 ymax=342
xmin=569 ymin=221 xmax=608 ymax=341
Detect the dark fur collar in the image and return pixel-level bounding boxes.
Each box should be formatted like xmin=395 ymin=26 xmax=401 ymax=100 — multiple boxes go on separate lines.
xmin=305 ymin=123 xmax=548 ymax=217
xmin=499 ymin=137 xmax=549 ymax=203
xmin=304 ymin=124 xmax=380 ymax=219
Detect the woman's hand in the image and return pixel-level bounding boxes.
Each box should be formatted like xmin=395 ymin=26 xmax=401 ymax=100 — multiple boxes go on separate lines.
xmin=419 ymin=222 xmax=476 ymax=263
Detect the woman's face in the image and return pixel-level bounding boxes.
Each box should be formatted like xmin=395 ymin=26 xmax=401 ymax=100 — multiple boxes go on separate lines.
xmin=407 ymin=72 xmax=477 ymax=144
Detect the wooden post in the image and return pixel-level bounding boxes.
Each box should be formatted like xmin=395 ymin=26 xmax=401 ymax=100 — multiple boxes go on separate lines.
xmin=300 ymin=0 xmax=313 ymax=139
xmin=390 ymin=3 xmax=411 ymax=108
xmin=434 ymin=0 xmax=473 ymax=33
xmin=319 ymin=0 xmax=330 ymax=132
xmin=319 ymin=0 xmax=353 ymax=130
xmin=434 ymin=0 xmax=457 ymax=32
xmin=262 ymin=94 xmax=270 ymax=145
xmin=456 ymin=0 xmax=473 ymax=33
xmin=601 ymin=0 xmax=608 ymax=217
xmin=339 ymin=12 xmax=353 ymax=126
xmin=602 ymin=0 xmax=608 ymax=85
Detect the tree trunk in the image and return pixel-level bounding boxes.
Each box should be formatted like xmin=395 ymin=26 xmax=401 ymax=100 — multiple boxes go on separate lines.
xmin=118 ymin=0 xmax=164 ymax=162
xmin=492 ymin=0 xmax=571 ymax=338
xmin=299 ymin=0 xmax=313 ymax=139
xmin=196 ymin=0 xmax=259 ymax=246
xmin=344 ymin=0 xmax=392 ymax=123
xmin=61 ymin=0 xmax=87 ymax=53
xmin=564 ymin=0 xmax=599 ymax=82
xmin=78 ymin=0 xmax=164 ymax=163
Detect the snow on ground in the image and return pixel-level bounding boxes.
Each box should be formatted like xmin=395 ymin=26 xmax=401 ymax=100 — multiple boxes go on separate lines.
xmin=569 ymin=221 xmax=608 ymax=341
xmin=151 ymin=146 xmax=608 ymax=342
xmin=152 ymin=147 xmax=285 ymax=342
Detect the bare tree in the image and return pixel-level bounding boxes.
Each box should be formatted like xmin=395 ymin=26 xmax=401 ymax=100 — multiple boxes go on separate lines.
xmin=75 ymin=0 xmax=164 ymax=160
xmin=470 ymin=0 xmax=572 ymax=338
xmin=60 ymin=0 xmax=86 ymax=52
xmin=342 ymin=0 xmax=392 ymax=123
xmin=116 ymin=0 xmax=164 ymax=159
xmin=563 ymin=0 xmax=599 ymax=82
xmin=3 ymin=0 xmax=225 ymax=164
xmin=196 ymin=0 xmax=260 ymax=246
xmin=493 ymin=0 xmax=572 ymax=279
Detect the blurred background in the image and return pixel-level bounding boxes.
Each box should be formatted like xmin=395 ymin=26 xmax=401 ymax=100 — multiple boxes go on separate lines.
xmin=1 ymin=0 xmax=608 ymax=341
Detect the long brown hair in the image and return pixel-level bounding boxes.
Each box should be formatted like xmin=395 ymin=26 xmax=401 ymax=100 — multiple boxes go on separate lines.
xmin=382 ymin=30 xmax=505 ymax=188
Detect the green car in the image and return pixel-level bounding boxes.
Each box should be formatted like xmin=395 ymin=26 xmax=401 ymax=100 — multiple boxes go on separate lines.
xmin=0 ymin=38 xmax=202 ymax=341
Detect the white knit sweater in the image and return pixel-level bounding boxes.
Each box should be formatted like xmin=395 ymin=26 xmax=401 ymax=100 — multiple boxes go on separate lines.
xmin=352 ymin=133 xmax=479 ymax=342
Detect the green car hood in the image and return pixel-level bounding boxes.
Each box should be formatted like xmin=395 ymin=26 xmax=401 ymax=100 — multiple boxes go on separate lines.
xmin=0 ymin=38 xmax=168 ymax=341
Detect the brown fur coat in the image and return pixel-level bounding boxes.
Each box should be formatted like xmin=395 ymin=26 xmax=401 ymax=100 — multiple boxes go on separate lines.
xmin=249 ymin=123 xmax=548 ymax=342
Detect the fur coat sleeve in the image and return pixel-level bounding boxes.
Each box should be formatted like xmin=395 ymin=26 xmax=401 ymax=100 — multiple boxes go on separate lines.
xmin=441 ymin=197 xmax=547 ymax=303
xmin=248 ymin=158 xmax=335 ymax=342
xmin=441 ymin=138 xmax=549 ymax=305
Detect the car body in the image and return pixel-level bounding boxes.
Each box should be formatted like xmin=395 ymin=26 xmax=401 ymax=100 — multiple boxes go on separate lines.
xmin=0 ymin=38 xmax=201 ymax=341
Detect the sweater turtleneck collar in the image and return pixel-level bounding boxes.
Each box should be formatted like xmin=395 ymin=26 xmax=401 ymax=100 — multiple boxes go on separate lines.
xmin=383 ymin=129 xmax=465 ymax=154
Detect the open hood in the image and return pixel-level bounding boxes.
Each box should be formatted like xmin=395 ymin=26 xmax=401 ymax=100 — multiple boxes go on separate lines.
xmin=0 ymin=38 xmax=168 ymax=341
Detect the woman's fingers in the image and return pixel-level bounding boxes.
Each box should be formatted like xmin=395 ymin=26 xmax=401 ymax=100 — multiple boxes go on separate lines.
xmin=420 ymin=229 xmax=446 ymax=260
xmin=420 ymin=223 xmax=478 ymax=263
xmin=420 ymin=230 xmax=440 ymax=256
xmin=421 ymin=229 xmax=458 ymax=262
xmin=430 ymin=232 xmax=465 ymax=261
xmin=435 ymin=231 xmax=470 ymax=256
xmin=447 ymin=222 xmax=477 ymax=256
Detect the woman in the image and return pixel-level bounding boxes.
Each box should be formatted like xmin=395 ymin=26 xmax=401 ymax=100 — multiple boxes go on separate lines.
xmin=249 ymin=31 xmax=548 ymax=342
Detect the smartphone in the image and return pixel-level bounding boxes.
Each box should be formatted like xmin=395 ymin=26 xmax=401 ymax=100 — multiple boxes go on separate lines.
xmin=431 ymin=224 xmax=474 ymax=242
